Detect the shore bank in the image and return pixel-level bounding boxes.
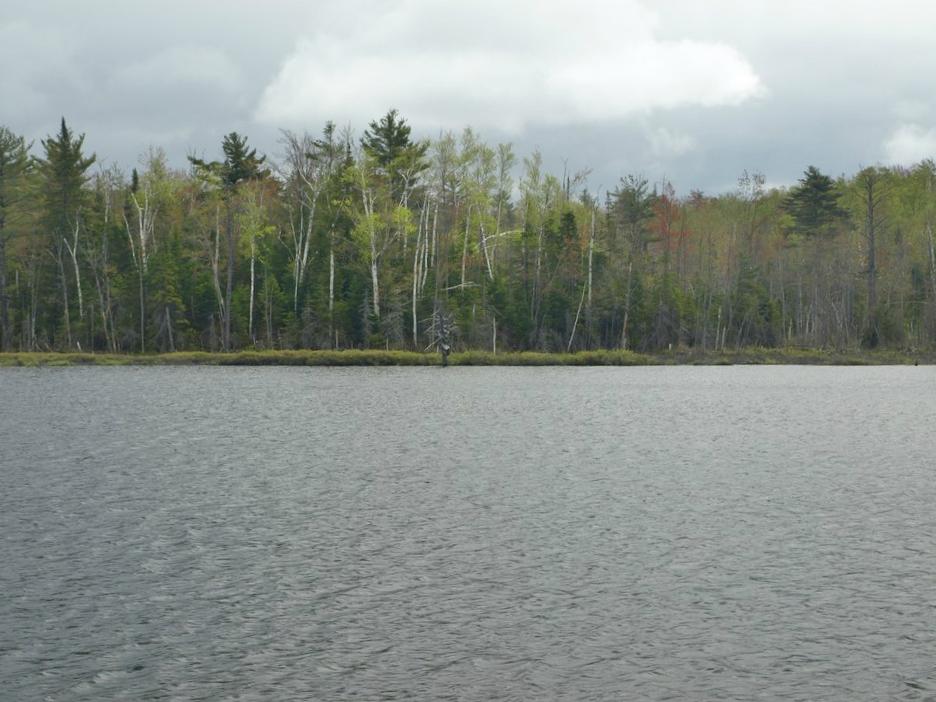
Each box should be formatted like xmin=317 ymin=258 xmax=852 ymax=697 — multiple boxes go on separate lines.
xmin=1 ymin=348 xmax=932 ymax=367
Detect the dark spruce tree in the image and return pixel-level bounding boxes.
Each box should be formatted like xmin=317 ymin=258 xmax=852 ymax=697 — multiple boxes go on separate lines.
xmin=35 ymin=118 xmax=96 ymax=349
xmin=361 ymin=109 xmax=428 ymax=205
xmin=189 ymin=132 xmax=269 ymax=192
xmin=783 ymin=165 xmax=847 ymax=237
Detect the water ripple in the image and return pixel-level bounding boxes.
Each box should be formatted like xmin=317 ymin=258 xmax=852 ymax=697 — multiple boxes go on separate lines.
xmin=1 ymin=366 xmax=936 ymax=700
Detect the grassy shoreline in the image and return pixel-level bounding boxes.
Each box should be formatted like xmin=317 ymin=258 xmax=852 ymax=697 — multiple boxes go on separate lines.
xmin=0 ymin=347 xmax=932 ymax=367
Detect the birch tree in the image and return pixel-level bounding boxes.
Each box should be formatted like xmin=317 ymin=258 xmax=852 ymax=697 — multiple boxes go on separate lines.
xmin=279 ymin=123 xmax=344 ymax=314
xmin=189 ymin=132 xmax=268 ymax=350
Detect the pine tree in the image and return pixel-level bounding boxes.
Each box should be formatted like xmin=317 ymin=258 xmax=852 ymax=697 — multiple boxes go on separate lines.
xmin=189 ymin=132 xmax=269 ymax=192
xmin=610 ymin=175 xmax=655 ymax=253
xmin=783 ymin=165 xmax=847 ymax=236
xmin=35 ymin=118 xmax=96 ymax=348
xmin=36 ymin=118 xmax=96 ymax=238
xmin=0 ymin=127 xmax=31 ymax=350
xmin=361 ymin=109 xmax=428 ymax=205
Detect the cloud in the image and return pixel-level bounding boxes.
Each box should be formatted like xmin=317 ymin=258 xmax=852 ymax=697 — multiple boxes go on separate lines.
xmin=10 ymin=0 xmax=936 ymax=192
xmin=0 ymin=20 xmax=77 ymax=122
xmin=883 ymin=124 xmax=936 ymax=165
xmin=112 ymin=47 xmax=244 ymax=94
xmin=647 ymin=127 xmax=696 ymax=157
xmin=255 ymin=0 xmax=763 ymax=131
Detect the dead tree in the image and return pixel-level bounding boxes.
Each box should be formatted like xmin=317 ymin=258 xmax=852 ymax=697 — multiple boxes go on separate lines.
xmin=426 ymin=304 xmax=456 ymax=366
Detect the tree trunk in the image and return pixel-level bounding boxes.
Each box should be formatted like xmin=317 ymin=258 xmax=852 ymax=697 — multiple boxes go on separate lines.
xmin=568 ymin=276 xmax=588 ymax=352
xmin=249 ymin=237 xmax=256 ymax=345
xmin=64 ymin=224 xmax=84 ymax=321
xmin=532 ymin=224 xmax=543 ymax=339
xmin=370 ymin=254 xmax=380 ymax=322
xmin=265 ymin=266 xmax=274 ymax=348
xmin=587 ymin=209 xmax=595 ymax=307
xmin=621 ymin=261 xmax=633 ymax=350
xmin=461 ymin=205 xmax=471 ymax=288
xmin=27 ymin=258 xmax=39 ymax=351
xmin=866 ymin=194 xmax=878 ymax=323
xmin=138 ymin=266 xmax=145 ymax=353
xmin=480 ymin=219 xmax=493 ymax=281
xmin=210 ymin=206 xmax=226 ymax=349
xmin=91 ymin=265 xmax=115 ymax=352
xmin=927 ymin=224 xmax=936 ymax=336
xmin=123 ymin=207 xmax=146 ymax=352
xmin=329 ymin=238 xmax=335 ymax=348
xmin=0 ymin=225 xmax=9 ymax=351
xmin=224 ymin=203 xmax=234 ymax=351
xmin=412 ymin=221 xmax=421 ymax=348
xmin=56 ymin=246 xmax=72 ymax=349
xmin=165 ymin=307 xmax=175 ymax=352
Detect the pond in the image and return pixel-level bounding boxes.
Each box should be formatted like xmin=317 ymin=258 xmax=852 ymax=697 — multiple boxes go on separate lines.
xmin=2 ymin=366 xmax=935 ymax=700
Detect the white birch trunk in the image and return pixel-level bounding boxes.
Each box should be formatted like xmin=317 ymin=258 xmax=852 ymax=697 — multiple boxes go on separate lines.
xmin=329 ymin=241 xmax=335 ymax=311
xmin=249 ymin=237 xmax=256 ymax=344
xmin=480 ymin=219 xmax=494 ymax=281
xmin=412 ymin=216 xmax=422 ymax=348
xmin=461 ymin=205 xmax=471 ymax=288
xmin=211 ymin=206 xmax=225 ymax=330
xmin=64 ymin=226 xmax=84 ymax=321
xmin=587 ymin=208 xmax=595 ymax=307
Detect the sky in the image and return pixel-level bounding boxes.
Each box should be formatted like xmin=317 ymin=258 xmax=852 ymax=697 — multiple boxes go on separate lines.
xmin=2 ymin=0 xmax=936 ymax=195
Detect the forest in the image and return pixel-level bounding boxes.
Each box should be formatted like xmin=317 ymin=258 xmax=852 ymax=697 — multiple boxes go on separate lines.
xmin=1 ymin=112 xmax=935 ymax=356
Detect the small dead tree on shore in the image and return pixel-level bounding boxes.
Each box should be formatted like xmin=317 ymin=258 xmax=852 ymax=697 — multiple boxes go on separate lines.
xmin=425 ymin=304 xmax=456 ymax=366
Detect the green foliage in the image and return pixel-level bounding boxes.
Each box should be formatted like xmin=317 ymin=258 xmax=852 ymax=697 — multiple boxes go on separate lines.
xmin=0 ymin=127 xmax=31 ymax=349
xmin=0 ymin=127 xmax=30 ymax=213
xmin=5 ymin=112 xmax=936 ymax=355
xmin=361 ymin=109 xmax=428 ymax=203
xmin=610 ymin=175 xmax=655 ymax=252
xmin=783 ymin=165 xmax=847 ymax=237
xmin=35 ymin=118 xmax=96 ymax=237
xmin=189 ymin=132 xmax=269 ymax=191
xmin=8 ymin=346 xmax=933 ymax=366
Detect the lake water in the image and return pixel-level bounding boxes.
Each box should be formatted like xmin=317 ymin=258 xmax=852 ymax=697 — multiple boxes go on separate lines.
xmin=2 ymin=366 xmax=936 ymax=701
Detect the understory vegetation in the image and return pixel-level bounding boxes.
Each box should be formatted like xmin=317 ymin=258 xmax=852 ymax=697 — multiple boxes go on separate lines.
xmin=2 ymin=348 xmax=930 ymax=367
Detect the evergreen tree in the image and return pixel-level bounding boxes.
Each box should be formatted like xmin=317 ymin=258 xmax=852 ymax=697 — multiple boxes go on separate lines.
xmin=610 ymin=175 xmax=655 ymax=253
xmin=0 ymin=127 xmax=31 ymax=350
xmin=35 ymin=118 xmax=96 ymax=348
xmin=783 ymin=165 xmax=847 ymax=236
xmin=36 ymin=118 xmax=97 ymax=239
xmin=189 ymin=132 xmax=268 ymax=350
xmin=6 ymin=116 xmax=936 ymax=354
xmin=361 ymin=109 xmax=428 ymax=205
xmin=190 ymin=132 xmax=269 ymax=192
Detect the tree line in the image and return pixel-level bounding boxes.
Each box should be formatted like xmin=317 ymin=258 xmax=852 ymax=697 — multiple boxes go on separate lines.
xmin=1 ymin=112 xmax=936 ymax=354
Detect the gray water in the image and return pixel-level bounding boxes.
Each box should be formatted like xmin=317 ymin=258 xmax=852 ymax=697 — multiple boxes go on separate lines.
xmin=2 ymin=366 xmax=936 ymax=701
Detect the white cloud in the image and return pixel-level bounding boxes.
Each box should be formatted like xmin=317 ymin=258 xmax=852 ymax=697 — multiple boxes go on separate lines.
xmin=255 ymin=0 xmax=763 ymax=131
xmin=883 ymin=124 xmax=936 ymax=165
xmin=16 ymin=0 xmax=936 ymax=190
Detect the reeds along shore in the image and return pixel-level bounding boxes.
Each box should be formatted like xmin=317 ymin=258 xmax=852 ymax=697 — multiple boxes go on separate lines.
xmin=0 ymin=348 xmax=931 ymax=367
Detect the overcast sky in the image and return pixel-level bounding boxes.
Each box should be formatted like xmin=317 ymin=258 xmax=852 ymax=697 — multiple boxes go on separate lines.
xmin=3 ymin=0 xmax=936 ymax=194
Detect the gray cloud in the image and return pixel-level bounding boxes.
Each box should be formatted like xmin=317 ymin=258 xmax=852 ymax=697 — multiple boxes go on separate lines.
xmin=2 ymin=1 xmax=935 ymax=192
